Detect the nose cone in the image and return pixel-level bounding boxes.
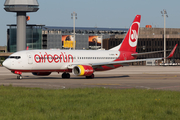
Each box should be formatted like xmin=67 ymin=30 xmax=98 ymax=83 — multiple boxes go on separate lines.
xmin=2 ymin=59 xmax=11 ymax=69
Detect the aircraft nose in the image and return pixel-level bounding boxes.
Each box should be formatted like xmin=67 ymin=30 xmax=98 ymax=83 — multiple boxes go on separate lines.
xmin=2 ymin=59 xmax=11 ymax=69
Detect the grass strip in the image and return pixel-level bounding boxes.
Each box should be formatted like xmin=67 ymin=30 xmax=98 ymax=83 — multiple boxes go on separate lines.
xmin=0 ymin=85 xmax=180 ymax=120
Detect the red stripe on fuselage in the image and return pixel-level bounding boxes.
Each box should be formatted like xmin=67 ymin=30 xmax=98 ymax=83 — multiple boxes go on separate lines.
xmin=10 ymin=69 xmax=72 ymax=73
xmin=10 ymin=65 xmax=123 ymax=73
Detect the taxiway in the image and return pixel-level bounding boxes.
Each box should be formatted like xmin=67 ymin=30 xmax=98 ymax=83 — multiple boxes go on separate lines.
xmin=0 ymin=66 xmax=180 ymax=91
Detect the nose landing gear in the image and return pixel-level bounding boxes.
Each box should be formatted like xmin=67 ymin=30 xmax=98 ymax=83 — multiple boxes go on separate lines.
xmin=11 ymin=71 xmax=23 ymax=80
xmin=17 ymin=75 xmax=23 ymax=80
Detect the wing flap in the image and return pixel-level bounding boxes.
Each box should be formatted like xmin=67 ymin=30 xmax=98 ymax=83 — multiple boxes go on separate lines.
xmin=105 ymin=65 xmax=115 ymax=68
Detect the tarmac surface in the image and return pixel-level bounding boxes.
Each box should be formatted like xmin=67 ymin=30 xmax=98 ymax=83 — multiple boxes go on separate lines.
xmin=0 ymin=66 xmax=180 ymax=91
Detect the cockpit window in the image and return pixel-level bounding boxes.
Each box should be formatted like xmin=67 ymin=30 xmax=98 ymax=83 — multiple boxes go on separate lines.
xmin=9 ymin=56 xmax=21 ymax=59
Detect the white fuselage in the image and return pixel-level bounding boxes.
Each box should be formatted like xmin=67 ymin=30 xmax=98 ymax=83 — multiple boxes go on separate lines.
xmin=3 ymin=49 xmax=120 ymax=72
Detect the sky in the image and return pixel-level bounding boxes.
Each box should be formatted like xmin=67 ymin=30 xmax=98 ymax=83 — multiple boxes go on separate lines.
xmin=0 ymin=0 xmax=180 ymax=46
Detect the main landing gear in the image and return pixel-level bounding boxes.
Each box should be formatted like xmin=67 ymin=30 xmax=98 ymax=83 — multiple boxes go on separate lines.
xmin=62 ymin=72 xmax=70 ymax=79
xmin=86 ymin=74 xmax=94 ymax=79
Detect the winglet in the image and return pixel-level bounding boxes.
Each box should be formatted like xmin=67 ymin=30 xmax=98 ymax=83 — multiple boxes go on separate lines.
xmin=166 ymin=44 xmax=178 ymax=59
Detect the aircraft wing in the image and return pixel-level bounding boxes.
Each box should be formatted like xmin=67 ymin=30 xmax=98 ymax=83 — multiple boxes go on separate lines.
xmin=67 ymin=44 xmax=177 ymax=69
xmin=90 ymin=58 xmax=162 ymax=68
xmin=132 ymin=44 xmax=177 ymax=56
xmin=67 ymin=58 xmax=162 ymax=69
xmin=131 ymin=50 xmax=171 ymax=56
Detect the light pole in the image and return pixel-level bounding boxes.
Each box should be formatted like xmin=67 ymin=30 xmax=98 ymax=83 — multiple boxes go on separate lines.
xmin=101 ymin=35 xmax=103 ymax=50
xmin=161 ymin=9 xmax=168 ymax=63
xmin=71 ymin=12 xmax=77 ymax=50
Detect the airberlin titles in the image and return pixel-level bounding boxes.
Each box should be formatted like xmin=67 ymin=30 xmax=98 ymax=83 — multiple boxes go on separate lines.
xmin=34 ymin=52 xmax=74 ymax=63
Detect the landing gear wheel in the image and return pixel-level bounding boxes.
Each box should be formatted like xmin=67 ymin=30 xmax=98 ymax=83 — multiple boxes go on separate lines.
xmin=86 ymin=74 xmax=94 ymax=79
xmin=66 ymin=73 xmax=70 ymax=78
xmin=62 ymin=73 xmax=66 ymax=78
xmin=91 ymin=74 xmax=94 ymax=79
xmin=17 ymin=75 xmax=22 ymax=80
xmin=62 ymin=73 xmax=70 ymax=79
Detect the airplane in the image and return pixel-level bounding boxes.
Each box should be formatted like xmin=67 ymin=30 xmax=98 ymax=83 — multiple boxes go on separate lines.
xmin=3 ymin=15 xmax=178 ymax=79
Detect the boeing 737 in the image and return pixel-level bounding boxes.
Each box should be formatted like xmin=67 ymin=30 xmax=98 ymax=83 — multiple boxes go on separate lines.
xmin=3 ymin=15 xmax=177 ymax=79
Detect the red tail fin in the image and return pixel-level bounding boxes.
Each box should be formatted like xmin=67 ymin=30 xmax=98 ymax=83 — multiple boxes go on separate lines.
xmin=119 ymin=15 xmax=141 ymax=52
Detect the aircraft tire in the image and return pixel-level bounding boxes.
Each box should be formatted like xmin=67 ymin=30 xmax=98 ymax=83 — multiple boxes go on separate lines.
xmin=86 ymin=74 xmax=94 ymax=79
xmin=66 ymin=73 xmax=70 ymax=78
xmin=62 ymin=73 xmax=70 ymax=79
xmin=91 ymin=74 xmax=94 ymax=79
xmin=62 ymin=73 xmax=66 ymax=79
xmin=17 ymin=75 xmax=22 ymax=80
xmin=86 ymin=76 xmax=90 ymax=79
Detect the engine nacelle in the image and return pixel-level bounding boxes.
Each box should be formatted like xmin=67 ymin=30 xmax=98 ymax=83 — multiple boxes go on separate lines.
xmin=32 ymin=72 xmax=51 ymax=76
xmin=73 ymin=65 xmax=94 ymax=76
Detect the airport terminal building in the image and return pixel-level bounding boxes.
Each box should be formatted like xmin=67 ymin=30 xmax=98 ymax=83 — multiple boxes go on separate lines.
xmin=7 ymin=24 xmax=127 ymax=52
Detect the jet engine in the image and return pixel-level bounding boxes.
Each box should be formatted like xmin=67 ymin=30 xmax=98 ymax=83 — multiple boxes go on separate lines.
xmin=32 ymin=72 xmax=51 ymax=76
xmin=73 ymin=65 xmax=94 ymax=76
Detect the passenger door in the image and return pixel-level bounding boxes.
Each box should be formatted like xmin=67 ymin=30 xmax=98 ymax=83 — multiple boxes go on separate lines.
xmin=27 ymin=53 xmax=33 ymax=64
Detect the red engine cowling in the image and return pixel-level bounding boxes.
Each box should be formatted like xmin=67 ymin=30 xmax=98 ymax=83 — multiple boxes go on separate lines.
xmin=32 ymin=72 xmax=51 ymax=76
xmin=73 ymin=65 xmax=94 ymax=76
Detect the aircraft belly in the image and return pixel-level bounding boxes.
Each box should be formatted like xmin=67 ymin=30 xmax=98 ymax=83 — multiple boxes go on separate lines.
xmin=32 ymin=62 xmax=66 ymax=70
